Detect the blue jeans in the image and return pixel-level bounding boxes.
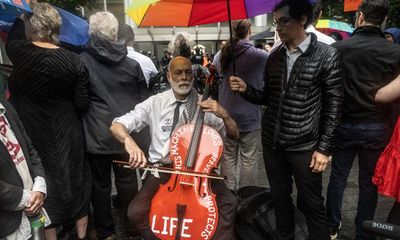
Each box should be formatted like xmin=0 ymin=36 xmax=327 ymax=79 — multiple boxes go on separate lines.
xmin=326 ymin=122 xmax=391 ymax=240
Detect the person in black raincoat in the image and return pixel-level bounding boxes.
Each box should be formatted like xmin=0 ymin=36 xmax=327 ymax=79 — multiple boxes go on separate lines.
xmin=80 ymin=12 xmax=151 ymax=239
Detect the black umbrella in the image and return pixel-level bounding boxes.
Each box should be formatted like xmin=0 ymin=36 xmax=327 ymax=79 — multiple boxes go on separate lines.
xmin=250 ymin=28 xmax=275 ymax=41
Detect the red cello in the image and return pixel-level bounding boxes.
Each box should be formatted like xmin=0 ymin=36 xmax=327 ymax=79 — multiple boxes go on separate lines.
xmin=149 ymin=66 xmax=223 ymax=240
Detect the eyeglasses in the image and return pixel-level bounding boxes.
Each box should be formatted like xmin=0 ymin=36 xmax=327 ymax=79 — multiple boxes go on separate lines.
xmin=272 ymin=17 xmax=293 ymax=28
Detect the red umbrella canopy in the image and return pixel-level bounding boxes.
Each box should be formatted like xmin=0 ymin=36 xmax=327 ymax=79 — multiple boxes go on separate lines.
xmin=127 ymin=0 xmax=281 ymax=27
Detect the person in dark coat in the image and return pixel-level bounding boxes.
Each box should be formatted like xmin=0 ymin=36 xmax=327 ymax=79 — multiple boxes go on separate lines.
xmin=190 ymin=47 xmax=204 ymax=65
xmin=0 ymin=100 xmax=46 ymax=239
xmin=5 ymin=3 xmax=90 ymax=239
xmin=160 ymin=50 xmax=172 ymax=68
xmin=80 ymin=12 xmax=151 ymax=239
xmin=326 ymin=1 xmax=400 ymax=239
xmin=229 ymin=0 xmax=343 ymax=239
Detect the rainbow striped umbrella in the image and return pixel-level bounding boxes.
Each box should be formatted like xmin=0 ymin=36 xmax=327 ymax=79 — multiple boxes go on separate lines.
xmin=316 ymin=19 xmax=354 ymax=39
xmin=127 ymin=0 xmax=281 ymax=75
xmin=126 ymin=0 xmax=281 ymax=27
xmin=316 ymin=19 xmax=354 ymax=33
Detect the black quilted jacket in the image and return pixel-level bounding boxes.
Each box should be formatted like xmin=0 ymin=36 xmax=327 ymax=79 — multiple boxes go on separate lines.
xmin=242 ymin=33 xmax=343 ymax=155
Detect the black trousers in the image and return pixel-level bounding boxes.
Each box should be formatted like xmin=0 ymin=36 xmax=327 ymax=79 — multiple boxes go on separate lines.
xmin=127 ymin=172 xmax=238 ymax=240
xmin=263 ymin=148 xmax=330 ymax=240
xmin=88 ymin=153 xmax=138 ymax=239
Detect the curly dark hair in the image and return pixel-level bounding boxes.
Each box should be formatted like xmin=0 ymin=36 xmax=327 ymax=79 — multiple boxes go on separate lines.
xmin=273 ymin=0 xmax=314 ymax=29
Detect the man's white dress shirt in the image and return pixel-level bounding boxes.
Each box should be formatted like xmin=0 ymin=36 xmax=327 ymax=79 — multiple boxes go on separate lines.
xmin=282 ymin=34 xmax=311 ymax=81
xmin=113 ymin=89 xmax=225 ymax=163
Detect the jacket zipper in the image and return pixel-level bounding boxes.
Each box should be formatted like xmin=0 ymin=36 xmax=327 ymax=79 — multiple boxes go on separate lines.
xmin=272 ymin=52 xmax=305 ymax=148
xmin=272 ymin=55 xmax=288 ymax=148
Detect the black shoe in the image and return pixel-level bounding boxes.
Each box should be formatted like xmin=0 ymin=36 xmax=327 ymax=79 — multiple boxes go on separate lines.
xmin=329 ymin=222 xmax=342 ymax=240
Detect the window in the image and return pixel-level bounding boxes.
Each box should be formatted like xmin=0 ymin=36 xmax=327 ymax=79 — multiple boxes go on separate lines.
xmin=84 ymin=0 xmax=124 ymax=23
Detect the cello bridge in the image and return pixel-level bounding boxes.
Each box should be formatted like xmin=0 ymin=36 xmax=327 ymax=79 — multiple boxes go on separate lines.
xmin=180 ymin=182 xmax=194 ymax=187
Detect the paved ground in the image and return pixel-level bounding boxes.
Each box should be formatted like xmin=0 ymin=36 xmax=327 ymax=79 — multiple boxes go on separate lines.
xmin=76 ymin=155 xmax=394 ymax=240
xmin=257 ymin=156 xmax=394 ymax=239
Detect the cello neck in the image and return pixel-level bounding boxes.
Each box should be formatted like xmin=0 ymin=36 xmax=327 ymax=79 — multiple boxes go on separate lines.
xmin=184 ymin=84 xmax=210 ymax=168
xmin=185 ymin=65 xmax=216 ymax=168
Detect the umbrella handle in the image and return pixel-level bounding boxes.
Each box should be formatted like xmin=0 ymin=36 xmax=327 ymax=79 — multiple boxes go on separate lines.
xmin=226 ymin=0 xmax=236 ymax=77
xmin=226 ymin=0 xmax=238 ymax=96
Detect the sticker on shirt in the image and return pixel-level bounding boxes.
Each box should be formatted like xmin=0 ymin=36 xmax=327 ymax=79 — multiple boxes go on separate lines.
xmin=161 ymin=118 xmax=172 ymax=132
xmin=0 ymin=116 xmax=26 ymax=165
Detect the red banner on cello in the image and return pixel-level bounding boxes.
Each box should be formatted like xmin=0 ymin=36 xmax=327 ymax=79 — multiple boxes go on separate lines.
xmin=344 ymin=0 xmax=361 ymax=12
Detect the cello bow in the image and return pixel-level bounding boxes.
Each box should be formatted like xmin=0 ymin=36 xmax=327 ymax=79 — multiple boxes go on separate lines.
xmin=113 ymin=160 xmax=226 ymax=180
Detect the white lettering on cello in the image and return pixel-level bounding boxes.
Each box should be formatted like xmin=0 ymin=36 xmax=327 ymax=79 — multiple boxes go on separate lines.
xmin=162 ymin=216 xmax=169 ymax=235
xmin=200 ymin=196 xmax=218 ymax=239
xmin=181 ymin=219 xmax=193 ymax=238
xmin=151 ymin=215 xmax=160 ymax=234
xmin=203 ymin=127 xmax=222 ymax=146
xmin=151 ymin=215 xmax=193 ymax=238
xmin=203 ymin=152 xmax=219 ymax=174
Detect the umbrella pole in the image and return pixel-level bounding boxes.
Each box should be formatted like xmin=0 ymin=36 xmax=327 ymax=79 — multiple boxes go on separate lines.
xmin=226 ymin=0 xmax=236 ymax=76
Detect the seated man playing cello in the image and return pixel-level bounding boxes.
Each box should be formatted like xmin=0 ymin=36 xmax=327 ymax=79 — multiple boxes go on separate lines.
xmin=110 ymin=56 xmax=239 ymax=240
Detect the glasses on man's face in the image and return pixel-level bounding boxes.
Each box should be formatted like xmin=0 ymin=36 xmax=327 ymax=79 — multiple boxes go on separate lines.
xmin=272 ymin=17 xmax=293 ymax=28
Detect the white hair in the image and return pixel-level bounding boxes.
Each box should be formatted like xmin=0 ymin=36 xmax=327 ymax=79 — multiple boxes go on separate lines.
xmin=89 ymin=12 xmax=118 ymax=41
xmin=168 ymin=32 xmax=194 ymax=58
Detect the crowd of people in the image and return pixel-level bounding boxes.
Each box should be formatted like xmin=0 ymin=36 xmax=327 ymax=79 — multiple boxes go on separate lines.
xmin=1 ymin=0 xmax=400 ymax=240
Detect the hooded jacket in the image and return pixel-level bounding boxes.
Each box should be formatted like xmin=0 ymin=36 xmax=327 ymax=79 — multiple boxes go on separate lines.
xmin=385 ymin=28 xmax=400 ymax=44
xmin=80 ymin=37 xmax=150 ymax=154
xmin=214 ymin=40 xmax=268 ymax=132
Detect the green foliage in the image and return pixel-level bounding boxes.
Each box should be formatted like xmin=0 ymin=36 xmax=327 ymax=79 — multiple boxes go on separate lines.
xmin=321 ymin=0 xmax=400 ymax=28
xmin=322 ymin=0 xmax=355 ymax=25
xmin=388 ymin=0 xmax=400 ymax=28
xmin=41 ymin=0 xmax=98 ymax=16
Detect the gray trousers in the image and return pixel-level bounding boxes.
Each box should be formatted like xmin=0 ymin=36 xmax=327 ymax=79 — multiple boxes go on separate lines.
xmin=221 ymin=129 xmax=262 ymax=190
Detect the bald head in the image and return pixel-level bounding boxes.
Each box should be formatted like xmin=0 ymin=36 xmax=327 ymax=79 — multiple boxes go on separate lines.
xmin=168 ymin=56 xmax=191 ymax=73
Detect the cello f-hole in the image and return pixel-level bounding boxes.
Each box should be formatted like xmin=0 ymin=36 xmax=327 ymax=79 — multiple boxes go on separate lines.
xmin=197 ymin=176 xmax=207 ymax=198
xmin=168 ymin=174 xmax=179 ymax=192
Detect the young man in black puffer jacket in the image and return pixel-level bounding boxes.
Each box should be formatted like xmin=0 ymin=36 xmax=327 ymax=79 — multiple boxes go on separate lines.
xmin=229 ymin=0 xmax=343 ymax=239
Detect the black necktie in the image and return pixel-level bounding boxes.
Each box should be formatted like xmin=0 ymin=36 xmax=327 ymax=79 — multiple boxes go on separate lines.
xmin=171 ymin=101 xmax=182 ymax=135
